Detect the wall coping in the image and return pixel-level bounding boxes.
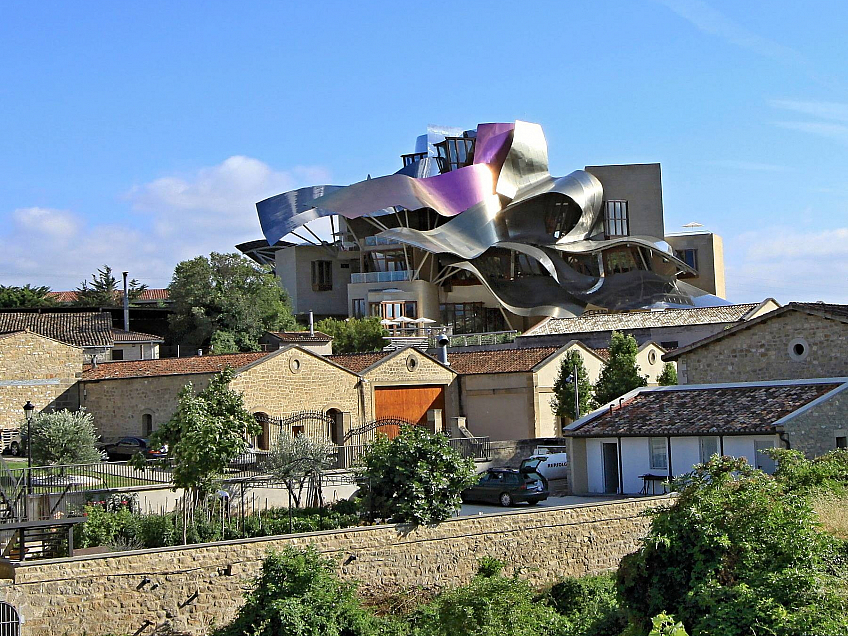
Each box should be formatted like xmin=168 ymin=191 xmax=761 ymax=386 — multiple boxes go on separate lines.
xmin=7 ymin=495 xmax=668 ymax=571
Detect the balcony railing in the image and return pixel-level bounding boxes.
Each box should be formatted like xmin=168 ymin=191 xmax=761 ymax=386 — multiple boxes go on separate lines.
xmin=363 ymin=235 xmax=402 ymax=246
xmin=350 ymin=270 xmax=411 ymax=284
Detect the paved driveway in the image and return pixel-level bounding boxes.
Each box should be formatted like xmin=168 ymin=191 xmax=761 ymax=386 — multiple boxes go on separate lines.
xmin=458 ymin=494 xmax=638 ymax=516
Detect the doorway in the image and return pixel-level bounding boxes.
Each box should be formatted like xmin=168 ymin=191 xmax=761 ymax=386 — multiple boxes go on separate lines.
xmin=602 ymin=442 xmax=619 ymax=494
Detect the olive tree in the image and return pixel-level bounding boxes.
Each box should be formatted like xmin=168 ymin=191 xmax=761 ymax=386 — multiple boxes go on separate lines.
xmin=357 ymin=426 xmax=477 ymax=524
xmin=267 ymin=432 xmax=336 ymax=508
xmin=24 ymin=408 xmax=104 ymax=466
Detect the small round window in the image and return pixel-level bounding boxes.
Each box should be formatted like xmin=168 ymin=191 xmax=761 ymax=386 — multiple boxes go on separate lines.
xmin=648 ymin=350 xmax=657 ymax=365
xmin=289 ymin=357 xmax=302 ymax=373
xmin=406 ymin=355 xmax=419 ymax=372
xmin=787 ymin=337 xmax=809 ymax=362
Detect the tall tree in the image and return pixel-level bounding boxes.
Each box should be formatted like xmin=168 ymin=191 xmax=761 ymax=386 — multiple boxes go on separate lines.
xmin=657 ymin=362 xmax=678 ymax=386
xmin=168 ymin=252 xmax=297 ymax=352
xmin=314 ymin=317 xmax=387 ymax=354
xmin=593 ymin=331 xmax=648 ymax=405
xmin=74 ymin=265 xmax=147 ymax=307
xmin=0 ymin=285 xmax=56 ymax=308
xmin=550 ymin=350 xmax=594 ymax=422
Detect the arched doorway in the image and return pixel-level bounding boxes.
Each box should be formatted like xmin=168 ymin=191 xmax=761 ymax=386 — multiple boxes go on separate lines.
xmin=326 ymin=409 xmax=343 ymax=445
xmin=0 ymin=601 xmax=20 ymax=635
xmin=253 ymin=412 xmax=271 ymax=450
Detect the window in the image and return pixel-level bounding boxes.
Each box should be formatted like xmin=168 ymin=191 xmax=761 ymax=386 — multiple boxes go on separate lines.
xmin=788 ymin=337 xmax=809 ymax=362
xmin=837 ymin=437 xmax=847 ymax=449
xmin=352 ymin=299 xmax=366 ymax=319
xmin=675 ymin=248 xmax=699 ymax=272
xmin=440 ymin=302 xmax=505 ymax=334
xmin=754 ymin=441 xmax=776 ymax=474
xmin=311 ymin=260 xmax=332 ymax=291
xmin=370 ymin=301 xmax=417 ymax=321
xmin=699 ymin=436 xmax=719 ymax=463
xmin=604 ymin=200 xmax=629 ymax=237
xmin=434 ymin=136 xmax=475 ymax=173
xmin=660 ymin=341 xmax=679 ymax=350
xmin=649 ymin=437 xmax=668 ymax=471
xmin=111 ymin=349 xmax=124 ymax=361
xmin=142 ymin=414 xmax=153 ymax=436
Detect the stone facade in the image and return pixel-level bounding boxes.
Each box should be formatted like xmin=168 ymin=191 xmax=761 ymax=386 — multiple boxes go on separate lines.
xmin=0 ymin=497 xmax=661 ymax=636
xmin=675 ymin=311 xmax=847 ymax=384
xmin=783 ymin=387 xmax=848 ymax=458
xmin=0 ymin=331 xmax=83 ymax=432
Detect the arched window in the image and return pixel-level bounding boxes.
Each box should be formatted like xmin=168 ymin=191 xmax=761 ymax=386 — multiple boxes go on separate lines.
xmin=142 ymin=414 xmax=153 ymax=437
xmin=0 ymin=601 xmax=20 ymax=635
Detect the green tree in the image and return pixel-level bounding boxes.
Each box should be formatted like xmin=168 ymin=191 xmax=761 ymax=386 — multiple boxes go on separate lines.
xmin=592 ymin=331 xmax=647 ymax=405
xmin=617 ymin=455 xmax=848 ymax=636
xmin=315 ymin=316 xmax=388 ymax=354
xmin=74 ymin=265 xmax=147 ymax=307
xmin=142 ymin=368 xmax=259 ymax=541
xmin=550 ymin=351 xmax=594 ymax=421
xmin=24 ymin=408 xmax=104 ymax=466
xmin=357 ymin=425 xmax=477 ymax=524
xmin=656 ymin=362 xmax=677 ymax=386
xmin=268 ymin=431 xmax=336 ymax=508
xmin=0 ymin=284 xmax=56 ymax=308
xmin=168 ymin=252 xmax=296 ymax=352
xmin=213 ymin=546 xmax=380 ymax=636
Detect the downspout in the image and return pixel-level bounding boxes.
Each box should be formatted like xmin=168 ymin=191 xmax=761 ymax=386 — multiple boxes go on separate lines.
xmin=719 ymin=435 xmax=724 ymax=456
xmin=617 ymin=436 xmax=623 ymax=495
xmin=666 ymin=436 xmax=674 ymax=481
xmin=776 ymin=427 xmax=791 ymax=449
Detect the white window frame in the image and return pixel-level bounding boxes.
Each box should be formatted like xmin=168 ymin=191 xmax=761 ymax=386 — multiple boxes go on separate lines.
xmin=649 ymin=437 xmax=668 ymax=471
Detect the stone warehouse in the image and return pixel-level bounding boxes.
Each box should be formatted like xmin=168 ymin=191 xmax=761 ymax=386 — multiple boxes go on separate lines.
xmin=0 ymin=330 xmax=83 ymax=432
xmin=664 ymin=302 xmax=848 ymax=384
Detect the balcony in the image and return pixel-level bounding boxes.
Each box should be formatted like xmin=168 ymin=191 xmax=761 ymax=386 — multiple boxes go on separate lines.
xmin=350 ymin=270 xmax=411 ymax=284
xmin=363 ymin=235 xmax=402 ymax=247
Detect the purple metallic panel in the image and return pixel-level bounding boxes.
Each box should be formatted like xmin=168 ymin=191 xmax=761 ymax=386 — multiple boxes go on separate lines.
xmin=473 ymin=122 xmax=515 ymax=168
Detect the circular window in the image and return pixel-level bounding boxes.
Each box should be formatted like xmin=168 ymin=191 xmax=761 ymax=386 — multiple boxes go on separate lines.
xmin=648 ymin=350 xmax=657 ymax=365
xmin=406 ymin=355 xmax=419 ymax=372
xmin=787 ymin=337 xmax=809 ymax=362
xmin=289 ymin=357 xmax=302 ymax=373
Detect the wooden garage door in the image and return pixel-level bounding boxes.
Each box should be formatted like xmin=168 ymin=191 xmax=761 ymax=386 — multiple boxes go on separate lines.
xmin=374 ymin=385 xmax=446 ymax=428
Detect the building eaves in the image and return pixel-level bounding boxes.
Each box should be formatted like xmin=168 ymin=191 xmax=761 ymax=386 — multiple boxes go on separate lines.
xmin=0 ymin=311 xmax=113 ymax=348
xmin=81 ymin=351 xmax=271 ymax=381
xmin=268 ymin=331 xmax=334 ymax=343
xmin=111 ymin=328 xmax=165 ymax=344
xmin=663 ymin=302 xmax=848 ymax=361
xmin=448 ymin=346 xmax=561 ymax=375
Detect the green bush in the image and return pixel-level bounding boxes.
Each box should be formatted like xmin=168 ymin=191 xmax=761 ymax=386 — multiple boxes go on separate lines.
xmin=769 ymin=448 xmax=848 ymax=495
xmin=617 ymin=455 xmax=848 ymax=636
xmin=476 ymin=556 xmax=506 ymax=578
xmin=547 ymin=573 xmax=627 ymax=636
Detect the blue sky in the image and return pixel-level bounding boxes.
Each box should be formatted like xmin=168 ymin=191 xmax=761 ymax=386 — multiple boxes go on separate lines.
xmin=1 ymin=0 xmax=846 ymax=303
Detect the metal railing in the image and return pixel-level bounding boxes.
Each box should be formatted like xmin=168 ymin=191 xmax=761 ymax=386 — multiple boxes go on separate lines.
xmin=350 ymin=270 xmax=412 ymax=284
xmin=431 ymin=330 xmax=517 ymax=348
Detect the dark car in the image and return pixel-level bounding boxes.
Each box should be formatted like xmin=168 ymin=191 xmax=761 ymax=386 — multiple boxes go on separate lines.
xmin=101 ymin=437 xmax=167 ymax=461
xmin=461 ymin=467 xmax=549 ymax=507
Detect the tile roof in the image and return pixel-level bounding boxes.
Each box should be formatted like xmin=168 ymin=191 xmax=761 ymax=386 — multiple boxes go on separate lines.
xmin=325 ymin=351 xmax=393 ymax=373
xmin=567 ymin=382 xmax=841 ymax=437
xmin=521 ymin=302 xmax=767 ymax=337
xmin=111 ymin=328 xmax=165 ymax=343
xmin=267 ymin=331 xmax=333 ymax=343
xmin=47 ymin=289 xmax=170 ymax=303
xmin=82 ymin=351 xmax=270 ymax=381
xmin=0 ymin=311 xmax=112 ymax=347
xmin=664 ymin=302 xmax=848 ymax=360
xmin=448 ymin=346 xmax=561 ymax=374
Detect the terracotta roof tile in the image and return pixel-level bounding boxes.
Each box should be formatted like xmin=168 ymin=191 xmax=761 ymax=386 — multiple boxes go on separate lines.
xmin=568 ymin=383 xmax=841 ymax=437
xmin=82 ymin=351 xmax=270 ymax=381
xmin=268 ymin=331 xmax=333 ymax=343
xmin=448 ymin=347 xmax=560 ymax=374
xmin=111 ymin=328 xmax=165 ymax=343
xmin=522 ymin=303 xmax=765 ymax=337
xmin=325 ymin=351 xmax=392 ymax=373
xmin=0 ymin=311 xmax=112 ymax=347
xmin=47 ymin=289 xmax=170 ymax=303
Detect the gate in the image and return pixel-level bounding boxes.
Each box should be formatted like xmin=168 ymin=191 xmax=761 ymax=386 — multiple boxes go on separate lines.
xmin=342 ymin=417 xmax=416 ymax=445
xmin=271 ymin=410 xmax=336 ymax=445
xmin=0 ymin=602 xmax=19 ymax=635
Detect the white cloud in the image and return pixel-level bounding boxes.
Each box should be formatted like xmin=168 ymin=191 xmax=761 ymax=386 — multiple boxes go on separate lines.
xmin=655 ymin=0 xmax=800 ymax=63
xmin=0 ymin=156 xmax=333 ymax=289
xmin=705 ymin=160 xmax=789 ymax=172
xmin=770 ymin=99 xmax=848 ymax=123
xmin=725 ymin=226 xmax=848 ymax=303
xmin=772 ymin=120 xmax=848 ymax=145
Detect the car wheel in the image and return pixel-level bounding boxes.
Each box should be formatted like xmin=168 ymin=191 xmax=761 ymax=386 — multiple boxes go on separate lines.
xmin=499 ymin=492 xmax=513 ymax=507
xmin=9 ymin=442 xmax=20 ymax=457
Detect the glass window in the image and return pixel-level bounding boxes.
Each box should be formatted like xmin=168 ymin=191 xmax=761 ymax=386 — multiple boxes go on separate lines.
xmin=604 ymin=200 xmax=629 ymax=237
xmin=699 ymin=437 xmax=719 ymax=463
xmin=352 ymin=299 xmax=366 ymax=319
xmin=675 ymin=249 xmax=699 ymax=271
xmin=649 ymin=437 xmax=668 ymax=471
xmin=311 ymin=260 xmax=332 ymax=291
xmin=111 ymin=349 xmax=124 ymax=361
xmin=836 ymin=437 xmax=847 ymax=449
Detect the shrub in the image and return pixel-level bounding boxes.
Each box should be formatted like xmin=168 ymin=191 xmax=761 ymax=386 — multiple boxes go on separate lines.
xmin=769 ymin=448 xmax=848 ymax=495
xmin=547 ymin=573 xmax=627 ymax=636
xmin=476 ymin=556 xmax=506 ymax=578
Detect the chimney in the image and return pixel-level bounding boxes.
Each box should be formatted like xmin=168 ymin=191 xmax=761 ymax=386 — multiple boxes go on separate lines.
xmin=435 ymin=333 xmax=450 ymax=366
xmin=309 ymin=311 xmax=314 ymax=336
xmin=122 ymin=271 xmax=130 ymax=332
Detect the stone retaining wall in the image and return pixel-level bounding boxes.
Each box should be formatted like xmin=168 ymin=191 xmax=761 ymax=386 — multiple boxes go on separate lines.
xmin=0 ymin=496 xmax=664 ymax=636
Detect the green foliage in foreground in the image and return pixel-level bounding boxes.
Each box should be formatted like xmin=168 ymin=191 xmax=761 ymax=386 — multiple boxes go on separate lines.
xmin=314 ymin=316 xmax=388 ymax=353
xmin=24 ymin=408 xmax=104 ymax=466
xmin=618 ymin=455 xmax=848 ymax=636
xmin=357 ymin=426 xmax=477 ymax=524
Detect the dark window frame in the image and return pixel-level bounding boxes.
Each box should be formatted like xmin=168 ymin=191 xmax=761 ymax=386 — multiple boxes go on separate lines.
xmin=604 ymin=200 xmax=629 ymax=238
xmin=311 ymin=260 xmax=333 ymax=292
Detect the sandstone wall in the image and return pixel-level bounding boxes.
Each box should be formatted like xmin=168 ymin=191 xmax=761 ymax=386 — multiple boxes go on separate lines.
xmin=784 ymin=386 xmax=848 ymax=458
xmin=678 ymin=311 xmax=847 ymax=384
xmin=0 ymin=497 xmax=661 ymax=636
xmin=0 ymin=331 xmax=83 ymax=431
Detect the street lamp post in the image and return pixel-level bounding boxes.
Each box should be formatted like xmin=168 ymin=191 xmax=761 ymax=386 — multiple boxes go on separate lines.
xmin=23 ymin=401 xmax=35 ymax=497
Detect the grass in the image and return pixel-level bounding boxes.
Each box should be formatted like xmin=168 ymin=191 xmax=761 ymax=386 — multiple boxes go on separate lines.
xmin=813 ymin=493 xmax=848 ymax=540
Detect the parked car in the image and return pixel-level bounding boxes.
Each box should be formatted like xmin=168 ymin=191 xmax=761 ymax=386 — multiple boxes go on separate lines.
xmin=2 ymin=430 xmax=24 ymax=457
xmin=461 ymin=467 xmax=549 ymax=507
xmin=101 ymin=437 xmax=167 ymax=461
